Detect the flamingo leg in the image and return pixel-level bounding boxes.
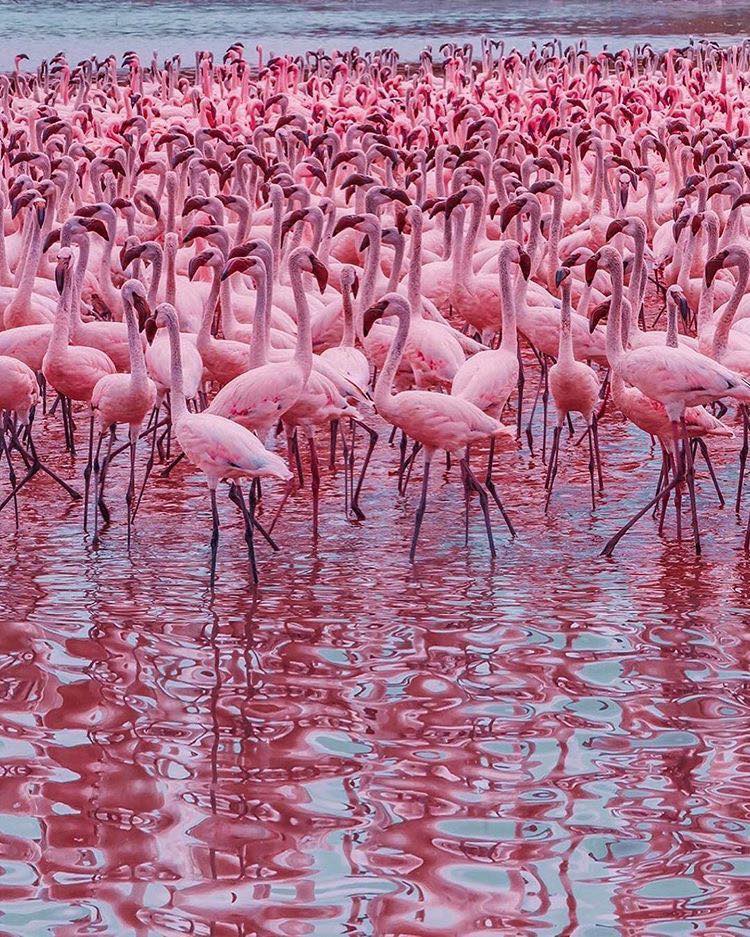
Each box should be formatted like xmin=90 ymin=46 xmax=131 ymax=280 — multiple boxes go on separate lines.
xmin=681 ymin=417 xmax=701 ymax=555
xmin=601 ymin=476 xmax=681 ymax=557
xmin=97 ymin=426 xmax=116 ymax=528
xmin=592 ymin=413 xmax=604 ymax=491
xmin=401 ymin=440 xmax=422 ymax=495
xmin=484 ymin=437 xmax=516 ymax=537
xmin=515 ymin=343 xmax=524 ymax=439
xmin=737 ymin=404 xmax=749 ymax=513
xmin=308 ymin=434 xmax=320 ymax=539
xmin=587 ymin=424 xmax=596 ymax=510
xmin=410 ymin=452 xmax=432 ymax=562
xmin=329 ymin=418 xmax=339 ymax=470
xmin=695 ymin=438 xmax=724 ymax=507
xmin=0 ymin=423 xmax=19 ymax=528
xmin=397 ymin=431 xmax=409 ymax=493
xmin=82 ymin=411 xmax=96 ymax=532
xmin=228 ymin=483 xmax=258 ymax=585
xmin=126 ymin=427 xmax=137 ymax=552
xmin=541 ymin=356 xmax=550 ymax=464
xmin=461 ymin=457 xmax=497 ymax=558
xmin=544 ymin=425 xmax=562 ymax=514
xmin=209 ymin=487 xmax=220 ymax=586
xmin=350 ymin=419 xmax=378 ymax=521
xmin=161 ymin=451 xmax=185 ymax=477
xmin=133 ymin=408 xmax=160 ymax=519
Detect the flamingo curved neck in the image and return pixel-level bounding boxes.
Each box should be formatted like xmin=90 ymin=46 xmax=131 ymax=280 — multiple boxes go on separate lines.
xmin=288 ymin=258 xmax=313 ymax=380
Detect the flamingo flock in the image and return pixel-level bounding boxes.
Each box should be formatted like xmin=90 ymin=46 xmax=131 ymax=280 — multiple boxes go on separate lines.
xmin=4 ymin=38 xmax=750 ymax=584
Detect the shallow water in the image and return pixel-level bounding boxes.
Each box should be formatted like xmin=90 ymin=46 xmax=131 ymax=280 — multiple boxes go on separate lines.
xmin=1 ymin=353 xmax=750 ymax=933
xmin=5 ymin=0 xmax=750 ymax=69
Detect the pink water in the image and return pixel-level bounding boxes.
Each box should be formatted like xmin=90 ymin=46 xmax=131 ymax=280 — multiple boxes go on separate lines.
xmin=1 ymin=369 xmax=750 ymax=934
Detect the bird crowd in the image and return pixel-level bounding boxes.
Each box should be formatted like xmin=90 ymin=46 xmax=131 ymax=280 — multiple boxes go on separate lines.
xmin=3 ymin=38 xmax=750 ymax=585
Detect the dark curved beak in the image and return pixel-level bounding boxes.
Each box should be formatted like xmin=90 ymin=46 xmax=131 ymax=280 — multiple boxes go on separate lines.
xmin=144 ymin=316 xmax=158 ymax=345
xmin=121 ymin=244 xmax=147 ymax=269
xmin=81 ymin=218 xmax=109 ymax=240
xmin=43 ymin=228 xmax=61 ymax=253
xmin=310 ymin=256 xmax=328 ymax=293
xmin=132 ymin=291 xmax=151 ymax=331
xmin=332 ymin=215 xmax=363 ymax=237
xmin=554 ymin=267 xmax=568 ymax=288
xmin=363 ymin=299 xmax=388 ymax=337
xmin=351 ymin=272 xmax=360 ymax=298
xmin=500 ymin=200 xmax=522 ymax=233
xmin=678 ymin=294 xmax=691 ymax=324
xmin=705 ymin=251 xmax=728 ymax=287
xmin=182 ymin=224 xmax=217 ymax=245
xmin=519 ymin=251 xmax=531 ymax=280
xmin=188 ymin=250 xmax=213 ymax=281
xmin=55 ymin=261 xmax=67 ymax=295
xmin=220 ymin=257 xmax=250 ymax=281
xmin=605 ymin=219 xmax=627 ymax=242
xmin=589 ymin=300 xmax=610 ymax=333
xmin=585 ymin=254 xmax=599 ymax=286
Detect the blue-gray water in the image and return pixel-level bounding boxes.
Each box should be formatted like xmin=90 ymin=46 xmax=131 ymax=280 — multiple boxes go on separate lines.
xmin=4 ymin=1 xmax=750 ymax=70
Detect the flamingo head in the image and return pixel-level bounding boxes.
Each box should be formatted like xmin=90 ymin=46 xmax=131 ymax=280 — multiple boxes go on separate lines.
xmin=220 ymin=255 xmax=263 ymax=282
xmin=554 ymin=267 xmax=570 ymax=289
xmin=289 ymin=247 xmax=328 ymax=293
xmin=705 ymin=249 xmax=730 ymax=287
xmin=55 ymin=247 xmax=75 ymax=294
xmin=188 ymin=247 xmax=223 ymax=280
xmin=584 ymin=251 xmax=601 ymax=287
xmin=588 ymin=299 xmax=610 ymax=333
xmin=667 ymin=285 xmax=691 ymax=324
xmin=362 ymin=293 xmax=409 ymax=336
xmin=122 ymin=278 xmax=151 ymax=330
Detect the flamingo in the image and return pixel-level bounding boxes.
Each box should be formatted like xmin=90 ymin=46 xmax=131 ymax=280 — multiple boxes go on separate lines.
xmin=145 ymin=302 xmax=291 ymax=585
xmin=363 ymin=293 xmax=512 ymax=560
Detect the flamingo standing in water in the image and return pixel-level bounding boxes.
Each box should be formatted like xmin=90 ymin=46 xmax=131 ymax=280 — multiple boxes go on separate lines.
xmin=89 ymin=279 xmax=157 ymax=548
xmin=42 ymin=247 xmax=116 ymax=531
xmin=545 ymin=267 xmax=602 ymax=512
xmin=586 ymin=247 xmax=750 ymax=555
xmin=364 ymin=293 xmax=512 ymax=560
xmin=146 ymin=302 xmax=292 ymax=585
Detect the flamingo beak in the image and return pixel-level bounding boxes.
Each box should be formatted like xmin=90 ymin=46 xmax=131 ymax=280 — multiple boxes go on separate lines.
xmin=500 ymin=201 xmax=522 ymax=232
xmin=678 ymin=294 xmax=691 ymax=324
xmin=310 ymin=256 xmax=328 ymax=293
xmin=554 ymin=267 xmax=568 ymax=288
xmin=585 ymin=254 xmax=599 ymax=286
xmin=132 ymin=292 xmax=151 ymax=331
xmin=220 ymin=257 xmax=249 ymax=281
xmin=605 ymin=219 xmax=627 ymax=241
xmin=55 ymin=261 xmax=66 ymax=294
xmin=519 ymin=251 xmax=531 ymax=280
xmin=121 ymin=244 xmax=146 ymax=269
xmin=589 ymin=300 xmax=610 ymax=333
xmin=351 ymin=272 xmax=360 ymax=298
xmin=43 ymin=228 xmax=61 ymax=253
xmin=332 ymin=215 xmax=363 ymax=237
xmin=81 ymin=218 xmax=109 ymax=240
xmin=705 ymin=251 xmax=728 ymax=286
xmin=144 ymin=316 xmax=158 ymax=345
xmin=188 ymin=250 xmax=213 ymax=281
xmin=363 ymin=299 xmax=388 ymax=337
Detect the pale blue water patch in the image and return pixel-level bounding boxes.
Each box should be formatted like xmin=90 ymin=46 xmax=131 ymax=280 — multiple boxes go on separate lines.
xmin=3 ymin=1 xmax=750 ymax=70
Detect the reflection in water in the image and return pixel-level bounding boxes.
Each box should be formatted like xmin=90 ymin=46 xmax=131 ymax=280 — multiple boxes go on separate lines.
xmin=1 ymin=361 xmax=750 ymax=933
xmin=4 ymin=0 xmax=750 ymax=68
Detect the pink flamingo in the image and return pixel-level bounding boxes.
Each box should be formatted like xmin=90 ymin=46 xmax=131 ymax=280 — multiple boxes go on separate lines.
xmin=42 ymin=247 xmax=117 ymax=530
xmin=90 ymin=279 xmax=157 ymax=548
xmin=364 ymin=293 xmax=512 ymax=560
xmin=146 ymin=302 xmax=291 ymax=585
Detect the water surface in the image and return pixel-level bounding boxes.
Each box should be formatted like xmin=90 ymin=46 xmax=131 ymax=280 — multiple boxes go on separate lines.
xmin=1 ymin=361 xmax=749 ymax=933
xmin=4 ymin=0 xmax=750 ymax=69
